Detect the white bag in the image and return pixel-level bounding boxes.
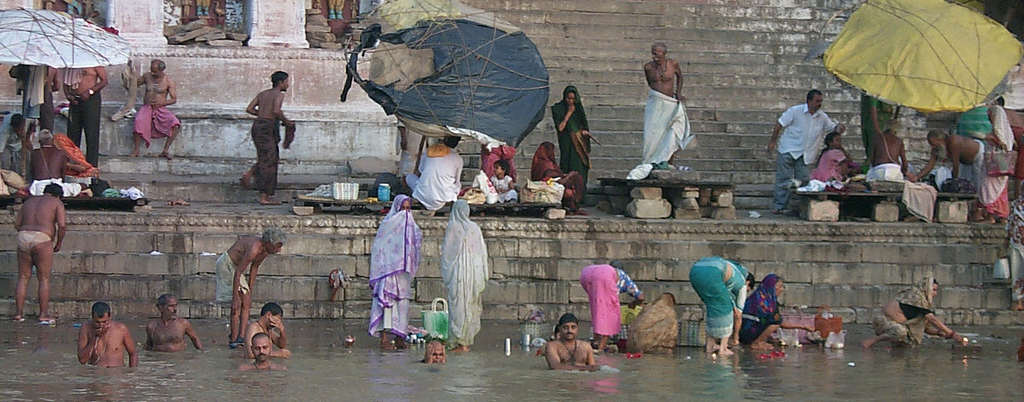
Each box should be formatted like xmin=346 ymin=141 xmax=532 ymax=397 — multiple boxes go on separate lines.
xmin=473 ymin=171 xmax=498 ymax=204
xmin=825 ymin=330 xmax=846 ymax=349
xmin=626 ymin=163 xmax=653 ymax=180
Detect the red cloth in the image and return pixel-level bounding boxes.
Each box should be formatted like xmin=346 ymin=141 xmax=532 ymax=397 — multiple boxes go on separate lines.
xmin=480 ymin=144 xmax=516 ymax=181
xmin=531 ymin=141 xmax=584 ymax=210
xmin=53 ymin=133 xmax=98 ymax=177
xmin=985 ymin=185 xmax=1010 ymax=218
xmin=133 ymin=105 xmax=181 ymax=147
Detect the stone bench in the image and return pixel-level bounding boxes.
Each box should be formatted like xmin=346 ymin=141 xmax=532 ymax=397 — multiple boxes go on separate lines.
xmin=597 ymin=177 xmax=736 ymax=220
xmin=796 ymin=191 xmax=976 ymax=223
xmin=293 ymin=195 xmax=565 ymax=219
xmin=2 ymin=196 xmax=150 ymax=212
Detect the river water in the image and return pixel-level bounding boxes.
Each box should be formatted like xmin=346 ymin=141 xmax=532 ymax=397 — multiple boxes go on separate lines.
xmin=0 ymin=319 xmax=1019 ymax=401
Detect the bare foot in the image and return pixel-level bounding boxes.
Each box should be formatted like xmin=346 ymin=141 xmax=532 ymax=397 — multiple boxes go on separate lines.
xmin=861 ymin=339 xmax=874 ymax=349
xmin=12 ymin=315 xmax=24 ymax=322
xmin=451 ymin=345 xmax=470 ymax=353
xmin=258 ymin=195 xmax=277 ymax=205
xmin=705 ymin=341 xmax=717 ymax=354
xmin=159 ymin=151 xmax=173 ymax=160
xmin=717 ymin=347 xmax=734 ymax=357
xmin=750 ymin=341 xmax=773 ymax=350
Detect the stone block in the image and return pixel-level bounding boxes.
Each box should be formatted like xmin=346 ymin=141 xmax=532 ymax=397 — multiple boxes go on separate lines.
xmin=648 ymin=169 xmax=700 ymax=181
xmin=414 ymin=278 xmax=445 ymax=302
xmin=711 ymin=206 xmax=736 ymax=220
xmin=630 ymin=186 xmax=662 ymax=200
xmin=872 ymin=202 xmax=899 ymax=222
xmin=673 ymin=208 xmax=702 ymax=219
xmin=672 ymin=196 xmax=699 ymax=211
xmin=307 ymin=14 xmax=329 ymax=25
xmin=227 ymin=32 xmax=250 ymax=41
xmin=481 ymin=304 xmax=519 ymax=320
xmin=208 ymin=40 xmax=243 ymax=47
xmin=171 ymin=26 xmax=216 ymax=44
xmin=305 ymin=24 xmax=332 ymax=33
xmin=544 ymin=208 xmax=566 ymax=220
xmin=626 ymin=199 xmax=671 ymax=219
xmin=519 ymin=281 xmax=569 ymax=304
xmin=482 ymin=280 xmax=519 ymax=304
xmin=307 ymin=31 xmax=336 ymax=43
xmin=715 ymin=191 xmax=733 ymax=207
xmin=292 ymin=206 xmax=315 ymax=216
xmin=349 ymin=157 xmax=396 ymax=175
xmin=803 ymin=200 xmax=839 ymax=222
xmin=936 ymin=201 xmax=968 ymax=223
xmin=197 ymin=31 xmax=227 ymax=42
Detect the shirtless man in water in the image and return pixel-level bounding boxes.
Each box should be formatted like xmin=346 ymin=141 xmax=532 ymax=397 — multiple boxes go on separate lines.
xmin=243 ymin=302 xmax=290 ymax=359
xmin=77 ymin=302 xmax=138 ymax=368
xmin=145 ymin=294 xmax=202 ymax=352
xmin=13 ymin=183 xmax=65 ymax=323
xmin=239 ymin=333 xmax=286 ymax=371
xmin=644 ymin=42 xmax=684 ymax=103
xmin=131 ymin=59 xmax=181 ymax=159
xmin=544 ymin=313 xmax=598 ymax=371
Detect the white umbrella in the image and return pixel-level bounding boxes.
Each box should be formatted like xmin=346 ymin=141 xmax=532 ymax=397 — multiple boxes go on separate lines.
xmin=0 ymin=8 xmax=129 ymax=68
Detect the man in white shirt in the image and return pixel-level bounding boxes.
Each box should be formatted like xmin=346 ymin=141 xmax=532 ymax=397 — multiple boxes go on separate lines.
xmin=767 ymin=90 xmax=845 ymax=214
xmin=406 ymin=136 xmax=464 ymax=211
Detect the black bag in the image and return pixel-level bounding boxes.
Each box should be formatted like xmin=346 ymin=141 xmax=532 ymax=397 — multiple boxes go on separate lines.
xmin=940 ymin=178 xmax=976 ymax=194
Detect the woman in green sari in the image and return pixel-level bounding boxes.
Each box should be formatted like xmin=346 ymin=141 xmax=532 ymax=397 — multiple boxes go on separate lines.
xmin=551 ymin=86 xmax=593 ymax=184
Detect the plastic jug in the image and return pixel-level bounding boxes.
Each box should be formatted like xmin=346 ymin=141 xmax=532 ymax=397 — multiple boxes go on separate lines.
xmin=421 ymin=298 xmax=449 ymax=341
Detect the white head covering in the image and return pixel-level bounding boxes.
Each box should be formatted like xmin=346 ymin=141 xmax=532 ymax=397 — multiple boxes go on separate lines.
xmin=440 ymin=200 xmax=489 ymax=345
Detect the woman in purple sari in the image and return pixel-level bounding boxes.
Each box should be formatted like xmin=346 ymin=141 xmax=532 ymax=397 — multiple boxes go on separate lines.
xmin=369 ymin=195 xmax=422 ymax=350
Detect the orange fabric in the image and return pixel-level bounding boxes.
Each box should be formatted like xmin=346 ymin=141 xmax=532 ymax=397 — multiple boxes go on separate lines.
xmin=53 ymin=133 xmax=98 ymax=177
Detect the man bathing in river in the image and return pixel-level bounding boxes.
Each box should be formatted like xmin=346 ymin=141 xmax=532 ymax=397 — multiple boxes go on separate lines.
xmin=216 ymin=227 xmax=286 ymax=348
xmin=244 ymin=302 xmax=291 ymax=359
xmin=13 ymin=183 xmax=65 ymax=324
xmin=239 ymin=333 xmax=286 ymax=371
xmin=145 ymin=294 xmax=202 ymax=352
xmin=77 ymin=302 xmax=138 ymax=368
xmin=544 ymin=313 xmax=598 ymax=371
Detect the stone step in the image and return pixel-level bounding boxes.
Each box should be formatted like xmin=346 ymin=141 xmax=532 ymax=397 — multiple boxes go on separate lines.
xmin=548 ymin=70 xmax=842 ymax=91
xmin=533 ymin=37 xmax=819 ymax=59
xmin=99 ymin=155 xmax=354 ymax=177
xmin=515 ymin=22 xmax=834 ymax=44
xmin=101 ymin=173 xmax=376 ymax=202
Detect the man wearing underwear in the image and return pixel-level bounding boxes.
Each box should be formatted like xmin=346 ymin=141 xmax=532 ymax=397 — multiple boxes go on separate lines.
xmin=216 ymin=228 xmax=286 ymax=348
xmin=544 ymin=313 xmax=598 ymax=371
xmin=13 ymin=183 xmax=65 ymax=324
xmin=145 ymin=294 xmax=202 ymax=352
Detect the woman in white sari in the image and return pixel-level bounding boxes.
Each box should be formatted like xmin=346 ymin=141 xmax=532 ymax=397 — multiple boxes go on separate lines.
xmin=441 ymin=200 xmax=489 ymax=352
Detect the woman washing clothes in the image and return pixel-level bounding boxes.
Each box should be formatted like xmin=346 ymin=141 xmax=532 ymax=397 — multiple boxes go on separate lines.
xmin=738 ymin=274 xmax=815 ymax=350
xmin=688 ymin=256 xmax=750 ymax=356
xmin=530 ymin=142 xmax=585 ymax=212
xmin=579 ymin=261 xmax=644 ymax=353
xmin=862 ymin=277 xmax=968 ymax=349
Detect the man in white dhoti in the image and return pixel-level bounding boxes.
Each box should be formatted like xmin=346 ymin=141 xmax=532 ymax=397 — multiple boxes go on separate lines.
xmin=406 ymin=136 xmax=463 ymax=211
xmin=441 ymin=200 xmax=489 ymax=352
xmin=641 ymin=43 xmax=694 ymax=167
xmin=767 ymin=90 xmax=845 ymax=214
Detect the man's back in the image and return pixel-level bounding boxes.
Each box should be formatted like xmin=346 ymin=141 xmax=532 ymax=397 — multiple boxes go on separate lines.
xmin=30 ymin=147 xmax=67 ymax=180
xmin=18 ymin=195 xmax=62 ymax=236
xmin=871 ymin=132 xmax=904 ymax=166
xmin=254 ymin=89 xmax=283 ymax=120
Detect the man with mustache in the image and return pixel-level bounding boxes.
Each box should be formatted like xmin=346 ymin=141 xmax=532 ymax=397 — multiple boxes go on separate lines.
xmin=145 ymin=294 xmax=202 ymax=352
xmin=239 ymin=333 xmax=285 ymax=371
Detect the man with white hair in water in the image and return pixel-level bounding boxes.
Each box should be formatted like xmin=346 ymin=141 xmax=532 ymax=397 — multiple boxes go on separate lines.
xmin=544 ymin=313 xmax=598 ymax=371
xmin=216 ymin=227 xmax=287 ymax=348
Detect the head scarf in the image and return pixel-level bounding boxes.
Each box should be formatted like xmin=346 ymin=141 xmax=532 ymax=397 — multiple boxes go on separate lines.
xmin=441 ymin=199 xmax=488 ymax=295
xmin=370 ymin=194 xmax=422 ymax=287
xmin=550 ymin=86 xmax=589 ymax=135
xmin=742 ymin=274 xmax=781 ymax=320
xmin=531 ymin=142 xmax=562 ymax=181
xmin=481 ymin=144 xmax=517 ymax=181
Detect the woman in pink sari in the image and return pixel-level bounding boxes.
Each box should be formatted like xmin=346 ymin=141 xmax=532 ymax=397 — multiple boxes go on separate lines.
xmin=369 ymin=194 xmax=422 ymax=349
xmin=580 ymin=261 xmax=644 ymax=353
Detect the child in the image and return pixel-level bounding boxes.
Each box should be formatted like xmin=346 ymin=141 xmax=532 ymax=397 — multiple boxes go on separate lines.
xmin=489 ymin=159 xmax=518 ymax=203
xmin=810 ymin=132 xmax=852 ymax=182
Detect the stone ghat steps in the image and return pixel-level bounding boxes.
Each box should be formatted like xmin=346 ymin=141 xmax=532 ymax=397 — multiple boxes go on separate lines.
xmin=99 ymin=155 xmax=351 ymax=177
xmin=101 ymin=173 xmax=375 ymax=203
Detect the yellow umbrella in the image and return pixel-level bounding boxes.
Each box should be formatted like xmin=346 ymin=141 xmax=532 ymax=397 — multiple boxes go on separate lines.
xmin=824 ymin=0 xmax=1023 ymax=113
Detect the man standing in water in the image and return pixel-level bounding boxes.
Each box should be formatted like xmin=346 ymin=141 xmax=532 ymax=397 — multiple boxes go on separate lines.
xmin=145 ymin=294 xmax=202 ymax=352
xmin=77 ymin=302 xmax=138 ymax=368
xmin=241 ymin=71 xmax=296 ymax=205
xmin=238 ymin=333 xmax=286 ymax=371
xmin=131 ymin=59 xmax=181 ymax=160
xmin=641 ymin=42 xmax=694 ymax=167
xmin=544 ymin=313 xmax=598 ymax=371
xmin=13 ymin=183 xmax=65 ymax=324
xmin=216 ymin=228 xmax=286 ymax=348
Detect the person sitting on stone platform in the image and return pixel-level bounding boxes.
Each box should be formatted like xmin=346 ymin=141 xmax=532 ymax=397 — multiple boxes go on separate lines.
xmin=407 ymin=135 xmax=463 ymax=211
xmin=866 ymin=124 xmax=908 ymax=182
xmin=244 ymin=302 xmax=290 ymax=359
xmin=131 ymin=59 xmax=181 ymax=160
xmin=239 ymin=333 xmax=286 ymax=371
xmin=810 ymin=132 xmax=853 ymax=183
xmin=145 ymin=294 xmax=202 ymax=352
xmin=530 ymin=142 xmax=584 ymax=212
xmin=489 ymin=159 xmax=517 ymax=203
xmin=861 ymin=278 xmax=968 ymax=349
xmin=544 ymin=313 xmax=598 ymax=371
xmin=29 ymin=130 xmax=92 ymax=198
xmin=216 ymin=228 xmax=287 ymax=348
xmin=738 ymin=274 xmax=814 ymax=350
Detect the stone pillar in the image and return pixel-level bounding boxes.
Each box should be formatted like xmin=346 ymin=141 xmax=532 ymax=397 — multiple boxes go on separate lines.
xmin=0 ymin=0 xmax=32 ymax=9
xmin=247 ymin=0 xmax=308 ymax=48
xmin=106 ymin=0 xmax=167 ymax=48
